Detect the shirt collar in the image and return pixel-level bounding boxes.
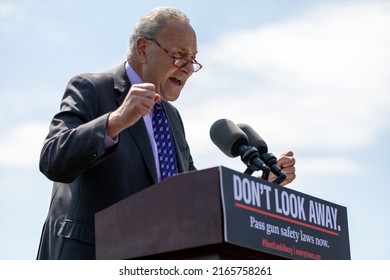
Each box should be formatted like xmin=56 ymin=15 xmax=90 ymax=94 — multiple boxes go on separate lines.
xmin=125 ymin=61 xmax=143 ymax=85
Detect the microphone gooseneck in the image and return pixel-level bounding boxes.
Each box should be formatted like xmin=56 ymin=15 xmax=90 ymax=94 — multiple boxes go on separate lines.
xmin=237 ymin=123 xmax=287 ymax=185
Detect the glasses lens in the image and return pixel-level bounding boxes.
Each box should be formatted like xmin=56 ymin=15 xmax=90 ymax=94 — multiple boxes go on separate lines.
xmin=174 ymin=58 xmax=202 ymax=72
xmin=193 ymin=63 xmax=201 ymax=72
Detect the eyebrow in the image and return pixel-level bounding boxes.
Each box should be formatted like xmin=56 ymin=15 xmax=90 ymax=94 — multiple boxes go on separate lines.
xmin=173 ymin=46 xmax=198 ymax=57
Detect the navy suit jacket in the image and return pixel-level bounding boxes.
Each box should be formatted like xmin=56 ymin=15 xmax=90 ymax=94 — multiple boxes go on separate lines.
xmin=37 ymin=63 xmax=195 ymax=259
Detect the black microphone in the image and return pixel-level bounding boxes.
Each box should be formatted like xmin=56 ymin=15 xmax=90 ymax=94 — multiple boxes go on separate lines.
xmin=209 ymin=119 xmax=270 ymax=174
xmin=236 ymin=123 xmax=268 ymax=154
xmin=237 ymin=123 xmax=287 ymax=184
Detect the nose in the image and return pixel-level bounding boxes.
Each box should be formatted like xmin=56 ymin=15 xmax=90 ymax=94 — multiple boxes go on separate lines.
xmin=179 ymin=61 xmax=195 ymax=75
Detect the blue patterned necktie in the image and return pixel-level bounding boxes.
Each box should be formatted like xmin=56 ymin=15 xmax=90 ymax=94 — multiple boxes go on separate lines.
xmin=152 ymin=102 xmax=178 ymax=180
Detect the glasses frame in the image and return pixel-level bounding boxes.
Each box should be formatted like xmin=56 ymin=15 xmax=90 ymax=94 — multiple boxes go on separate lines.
xmin=144 ymin=37 xmax=202 ymax=72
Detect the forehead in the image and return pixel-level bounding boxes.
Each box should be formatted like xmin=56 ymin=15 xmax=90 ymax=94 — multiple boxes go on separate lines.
xmin=157 ymin=20 xmax=198 ymax=54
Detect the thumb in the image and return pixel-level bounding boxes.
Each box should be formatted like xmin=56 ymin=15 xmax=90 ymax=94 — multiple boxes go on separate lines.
xmin=282 ymin=150 xmax=294 ymax=157
xmin=154 ymin=93 xmax=161 ymax=103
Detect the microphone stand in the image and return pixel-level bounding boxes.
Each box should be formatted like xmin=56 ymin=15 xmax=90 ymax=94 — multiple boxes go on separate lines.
xmin=244 ymin=166 xmax=270 ymax=180
xmin=242 ymin=151 xmax=287 ymax=185
xmin=240 ymin=146 xmax=270 ymax=179
xmin=260 ymin=153 xmax=287 ymax=185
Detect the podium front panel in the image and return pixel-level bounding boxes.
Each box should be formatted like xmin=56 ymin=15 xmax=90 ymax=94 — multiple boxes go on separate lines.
xmin=219 ymin=167 xmax=350 ymax=260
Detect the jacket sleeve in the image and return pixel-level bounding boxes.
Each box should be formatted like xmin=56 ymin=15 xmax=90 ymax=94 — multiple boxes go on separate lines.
xmin=39 ymin=74 xmax=116 ymax=183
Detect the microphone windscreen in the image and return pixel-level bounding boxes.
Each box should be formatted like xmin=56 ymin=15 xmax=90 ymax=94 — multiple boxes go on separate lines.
xmin=237 ymin=123 xmax=268 ymax=154
xmin=210 ymin=119 xmax=248 ymax=157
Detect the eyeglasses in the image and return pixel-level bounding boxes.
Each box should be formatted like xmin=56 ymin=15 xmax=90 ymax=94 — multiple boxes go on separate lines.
xmin=145 ymin=37 xmax=203 ymax=72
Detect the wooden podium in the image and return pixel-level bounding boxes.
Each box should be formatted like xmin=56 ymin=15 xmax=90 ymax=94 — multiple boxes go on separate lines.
xmin=95 ymin=167 xmax=285 ymax=260
xmin=95 ymin=166 xmax=350 ymax=260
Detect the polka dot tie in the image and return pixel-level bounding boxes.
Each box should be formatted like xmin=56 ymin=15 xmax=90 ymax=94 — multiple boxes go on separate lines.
xmin=152 ymin=102 xmax=178 ymax=180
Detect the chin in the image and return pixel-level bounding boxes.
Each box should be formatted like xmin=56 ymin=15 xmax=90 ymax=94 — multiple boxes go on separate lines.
xmin=160 ymin=91 xmax=181 ymax=102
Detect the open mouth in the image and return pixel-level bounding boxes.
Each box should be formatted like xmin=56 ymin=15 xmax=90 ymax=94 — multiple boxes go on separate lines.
xmin=169 ymin=77 xmax=182 ymax=86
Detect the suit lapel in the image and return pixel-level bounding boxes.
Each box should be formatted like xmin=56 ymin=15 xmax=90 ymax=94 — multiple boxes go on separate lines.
xmin=128 ymin=120 xmax=159 ymax=183
xmin=113 ymin=63 xmax=159 ymax=183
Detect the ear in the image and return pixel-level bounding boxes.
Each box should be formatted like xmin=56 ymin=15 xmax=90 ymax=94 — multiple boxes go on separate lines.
xmin=135 ymin=37 xmax=148 ymax=64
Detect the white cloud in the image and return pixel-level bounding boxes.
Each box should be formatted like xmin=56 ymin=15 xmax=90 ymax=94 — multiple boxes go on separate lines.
xmin=298 ymin=156 xmax=360 ymax=175
xmin=181 ymin=0 xmax=390 ymax=157
xmin=0 ymin=122 xmax=47 ymax=167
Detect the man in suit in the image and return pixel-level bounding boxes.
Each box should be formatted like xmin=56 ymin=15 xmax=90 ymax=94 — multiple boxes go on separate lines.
xmin=37 ymin=7 xmax=296 ymax=259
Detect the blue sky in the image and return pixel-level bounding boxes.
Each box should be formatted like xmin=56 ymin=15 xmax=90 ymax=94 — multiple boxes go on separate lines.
xmin=0 ymin=0 xmax=389 ymax=260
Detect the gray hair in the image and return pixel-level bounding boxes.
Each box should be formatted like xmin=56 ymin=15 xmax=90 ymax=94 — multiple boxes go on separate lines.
xmin=128 ymin=7 xmax=190 ymax=57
